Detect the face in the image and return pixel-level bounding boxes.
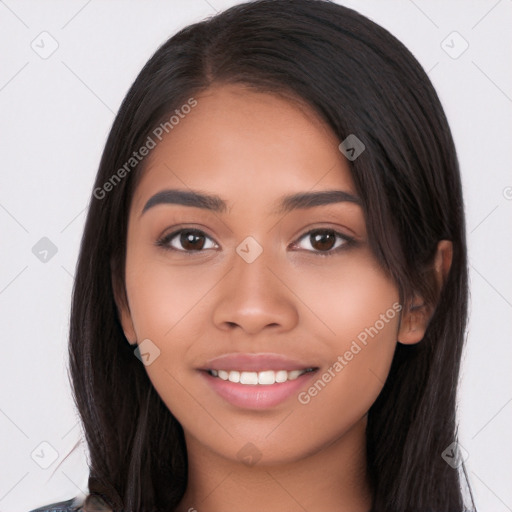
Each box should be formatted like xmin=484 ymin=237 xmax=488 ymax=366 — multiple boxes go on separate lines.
xmin=118 ymin=83 xmax=414 ymax=466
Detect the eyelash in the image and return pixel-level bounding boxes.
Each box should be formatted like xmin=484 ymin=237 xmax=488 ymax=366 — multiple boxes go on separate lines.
xmin=155 ymin=227 xmax=355 ymax=257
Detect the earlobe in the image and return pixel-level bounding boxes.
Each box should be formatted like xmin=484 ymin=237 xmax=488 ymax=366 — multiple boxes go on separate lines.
xmin=397 ymin=298 xmax=430 ymax=345
xmin=397 ymin=239 xmax=453 ymax=345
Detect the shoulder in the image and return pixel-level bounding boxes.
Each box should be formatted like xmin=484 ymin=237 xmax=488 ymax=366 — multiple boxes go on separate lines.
xmin=28 ymin=497 xmax=83 ymax=512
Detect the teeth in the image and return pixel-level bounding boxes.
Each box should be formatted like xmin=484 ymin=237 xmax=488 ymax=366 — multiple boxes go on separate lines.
xmin=240 ymin=372 xmax=258 ymax=385
xmin=275 ymin=370 xmax=288 ymax=383
xmin=209 ymin=368 xmax=313 ymax=385
xmin=258 ymin=370 xmax=275 ymax=385
xmin=228 ymin=370 xmax=240 ymax=383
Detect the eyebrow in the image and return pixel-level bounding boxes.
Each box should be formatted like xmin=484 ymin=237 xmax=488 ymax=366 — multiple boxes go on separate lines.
xmin=140 ymin=188 xmax=361 ymax=216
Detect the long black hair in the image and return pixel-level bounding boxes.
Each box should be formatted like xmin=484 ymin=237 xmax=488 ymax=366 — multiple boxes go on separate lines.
xmin=68 ymin=1 xmax=475 ymax=510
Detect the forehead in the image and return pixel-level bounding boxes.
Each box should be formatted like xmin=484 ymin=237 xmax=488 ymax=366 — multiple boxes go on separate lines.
xmin=131 ymin=84 xmax=356 ymax=215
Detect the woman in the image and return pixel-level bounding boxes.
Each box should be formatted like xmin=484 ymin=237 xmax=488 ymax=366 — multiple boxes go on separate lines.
xmin=30 ymin=0 xmax=475 ymax=510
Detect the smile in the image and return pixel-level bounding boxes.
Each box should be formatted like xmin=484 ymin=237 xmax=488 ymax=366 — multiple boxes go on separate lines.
xmin=207 ymin=368 xmax=316 ymax=385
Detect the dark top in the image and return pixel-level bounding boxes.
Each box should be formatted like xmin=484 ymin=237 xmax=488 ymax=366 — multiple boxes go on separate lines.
xmin=28 ymin=497 xmax=83 ymax=512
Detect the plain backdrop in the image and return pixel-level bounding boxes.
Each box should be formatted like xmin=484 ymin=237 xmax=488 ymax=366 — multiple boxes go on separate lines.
xmin=0 ymin=1 xmax=511 ymax=511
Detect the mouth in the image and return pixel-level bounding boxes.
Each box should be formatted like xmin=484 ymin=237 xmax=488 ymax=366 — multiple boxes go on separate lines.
xmin=197 ymin=352 xmax=320 ymax=409
xmin=204 ymin=367 xmax=317 ymax=385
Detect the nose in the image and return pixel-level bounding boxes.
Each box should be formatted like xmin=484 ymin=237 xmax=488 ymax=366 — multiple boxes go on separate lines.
xmin=211 ymin=246 xmax=299 ymax=335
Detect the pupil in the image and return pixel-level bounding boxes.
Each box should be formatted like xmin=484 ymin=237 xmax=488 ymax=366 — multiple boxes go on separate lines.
xmin=181 ymin=231 xmax=204 ymax=250
xmin=311 ymin=230 xmax=335 ymax=251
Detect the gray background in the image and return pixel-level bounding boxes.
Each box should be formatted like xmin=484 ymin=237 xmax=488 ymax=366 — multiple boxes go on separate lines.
xmin=1 ymin=1 xmax=511 ymax=511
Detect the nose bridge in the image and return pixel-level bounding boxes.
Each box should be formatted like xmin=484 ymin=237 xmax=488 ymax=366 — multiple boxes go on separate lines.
xmin=212 ymin=237 xmax=298 ymax=333
xmin=232 ymin=239 xmax=276 ymax=297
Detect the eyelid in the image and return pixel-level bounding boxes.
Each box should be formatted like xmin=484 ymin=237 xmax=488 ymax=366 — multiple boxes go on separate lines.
xmin=156 ymin=225 xmax=355 ymax=256
xmin=289 ymin=228 xmax=354 ymax=256
xmin=155 ymin=226 xmax=220 ymax=253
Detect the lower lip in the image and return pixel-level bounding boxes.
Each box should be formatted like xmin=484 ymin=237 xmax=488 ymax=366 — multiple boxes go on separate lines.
xmin=198 ymin=370 xmax=319 ymax=409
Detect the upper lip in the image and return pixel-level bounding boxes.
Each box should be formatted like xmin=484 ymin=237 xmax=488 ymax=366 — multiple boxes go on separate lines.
xmin=199 ymin=352 xmax=318 ymax=372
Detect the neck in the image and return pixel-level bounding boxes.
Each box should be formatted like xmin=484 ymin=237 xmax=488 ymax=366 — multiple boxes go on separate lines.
xmin=176 ymin=416 xmax=372 ymax=512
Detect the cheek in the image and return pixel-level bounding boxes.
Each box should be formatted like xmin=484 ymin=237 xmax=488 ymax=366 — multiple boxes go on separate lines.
xmin=290 ymin=254 xmax=400 ymax=348
xmin=288 ymin=257 xmax=400 ymax=415
xmin=123 ymin=257 xmax=215 ymax=420
xmin=279 ymin=271 xmax=400 ymax=457
xmin=124 ymin=252 xmax=217 ymax=340
xmin=123 ymin=252 xmax=222 ymax=408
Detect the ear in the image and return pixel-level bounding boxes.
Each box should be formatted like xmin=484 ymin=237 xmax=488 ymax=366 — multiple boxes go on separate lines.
xmin=111 ymin=272 xmax=137 ymax=345
xmin=397 ymin=240 xmax=453 ymax=345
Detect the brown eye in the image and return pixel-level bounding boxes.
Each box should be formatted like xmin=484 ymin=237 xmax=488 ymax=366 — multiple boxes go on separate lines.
xmin=180 ymin=230 xmax=206 ymax=250
xmin=293 ymin=228 xmax=351 ymax=255
xmin=309 ymin=230 xmax=336 ymax=251
xmin=158 ymin=229 xmax=217 ymax=252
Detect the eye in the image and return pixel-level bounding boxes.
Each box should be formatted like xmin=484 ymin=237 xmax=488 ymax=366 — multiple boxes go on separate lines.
xmin=156 ymin=227 xmax=354 ymax=255
xmin=156 ymin=229 xmax=218 ymax=252
xmin=291 ymin=228 xmax=353 ymax=255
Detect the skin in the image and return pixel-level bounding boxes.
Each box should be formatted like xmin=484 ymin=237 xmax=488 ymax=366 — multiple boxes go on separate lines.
xmin=116 ymin=83 xmax=452 ymax=512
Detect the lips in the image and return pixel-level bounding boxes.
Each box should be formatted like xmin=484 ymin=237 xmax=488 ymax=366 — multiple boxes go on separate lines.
xmin=197 ymin=352 xmax=320 ymax=409
xmin=199 ymin=352 xmax=318 ymax=372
